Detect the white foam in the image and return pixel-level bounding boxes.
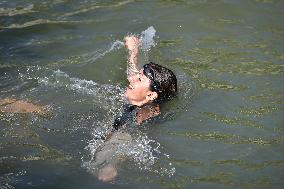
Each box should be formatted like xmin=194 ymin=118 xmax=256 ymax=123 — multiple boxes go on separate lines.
xmin=83 ymin=129 xmax=175 ymax=177
xmin=126 ymin=26 xmax=157 ymax=76
xmin=140 ymin=26 xmax=156 ymax=52
xmin=39 ymin=69 xmax=124 ymax=105
xmin=83 ymin=27 xmax=156 ymax=65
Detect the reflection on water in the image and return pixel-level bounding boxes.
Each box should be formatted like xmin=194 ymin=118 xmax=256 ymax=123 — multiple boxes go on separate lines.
xmin=0 ymin=0 xmax=283 ymax=188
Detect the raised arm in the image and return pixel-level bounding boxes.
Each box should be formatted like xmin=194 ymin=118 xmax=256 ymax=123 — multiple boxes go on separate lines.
xmin=124 ymin=36 xmax=140 ymax=75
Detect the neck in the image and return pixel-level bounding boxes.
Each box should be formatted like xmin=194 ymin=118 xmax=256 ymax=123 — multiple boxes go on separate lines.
xmin=128 ymin=99 xmax=151 ymax=107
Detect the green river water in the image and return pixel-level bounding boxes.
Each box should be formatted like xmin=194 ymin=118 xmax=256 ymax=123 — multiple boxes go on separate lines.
xmin=0 ymin=0 xmax=283 ymax=188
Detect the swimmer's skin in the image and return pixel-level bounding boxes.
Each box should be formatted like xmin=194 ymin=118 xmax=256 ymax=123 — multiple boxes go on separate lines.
xmin=0 ymin=98 xmax=48 ymax=115
xmin=98 ymin=165 xmax=117 ymax=182
xmin=95 ymin=131 xmax=132 ymax=182
xmin=125 ymin=36 xmax=161 ymax=122
xmin=124 ymin=36 xmax=139 ymax=74
xmin=97 ymin=36 xmax=161 ymax=182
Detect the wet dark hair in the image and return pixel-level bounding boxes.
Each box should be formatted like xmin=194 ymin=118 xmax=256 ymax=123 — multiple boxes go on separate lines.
xmin=143 ymin=62 xmax=177 ymax=102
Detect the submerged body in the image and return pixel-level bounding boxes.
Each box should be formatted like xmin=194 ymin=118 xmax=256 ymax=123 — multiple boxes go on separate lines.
xmin=95 ymin=131 xmax=132 ymax=182
xmin=95 ymin=103 xmax=160 ymax=182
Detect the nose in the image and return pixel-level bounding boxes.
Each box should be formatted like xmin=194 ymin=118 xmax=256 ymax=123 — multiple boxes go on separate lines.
xmin=127 ymin=74 xmax=139 ymax=83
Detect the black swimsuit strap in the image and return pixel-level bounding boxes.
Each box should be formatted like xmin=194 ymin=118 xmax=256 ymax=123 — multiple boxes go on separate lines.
xmin=112 ymin=105 xmax=137 ymax=130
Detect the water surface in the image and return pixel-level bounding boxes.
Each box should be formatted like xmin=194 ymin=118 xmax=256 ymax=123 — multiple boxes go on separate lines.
xmin=0 ymin=0 xmax=283 ymax=188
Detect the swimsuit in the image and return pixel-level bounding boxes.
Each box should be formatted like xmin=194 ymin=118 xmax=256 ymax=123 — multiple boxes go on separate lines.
xmin=112 ymin=104 xmax=137 ymax=130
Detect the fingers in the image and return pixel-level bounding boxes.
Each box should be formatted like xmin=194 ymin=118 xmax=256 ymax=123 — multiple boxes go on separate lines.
xmin=124 ymin=36 xmax=139 ymax=43
xmin=124 ymin=36 xmax=140 ymax=49
xmin=124 ymin=36 xmax=131 ymax=44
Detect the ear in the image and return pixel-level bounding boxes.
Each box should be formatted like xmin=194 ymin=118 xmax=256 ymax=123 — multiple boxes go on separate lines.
xmin=146 ymin=91 xmax=158 ymax=101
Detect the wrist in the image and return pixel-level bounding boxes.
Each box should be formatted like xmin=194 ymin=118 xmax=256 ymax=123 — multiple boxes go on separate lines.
xmin=129 ymin=48 xmax=138 ymax=57
xmin=129 ymin=46 xmax=138 ymax=52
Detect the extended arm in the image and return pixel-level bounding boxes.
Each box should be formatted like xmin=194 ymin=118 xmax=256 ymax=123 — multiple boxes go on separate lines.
xmin=124 ymin=36 xmax=140 ymax=75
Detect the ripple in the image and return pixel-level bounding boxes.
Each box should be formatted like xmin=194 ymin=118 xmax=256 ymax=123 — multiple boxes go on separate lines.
xmin=214 ymin=159 xmax=284 ymax=171
xmin=167 ymin=131 xmax=284 ymax=145
xmin=216 ymin=18 xmax=243 ymax=25
xmin=203 ymin=112 xmax=264 ymax=129
xmin=182 ymin=47 xmax=284 ymax=76
xmin=255 ymin=0 xmax=274 ymax=3
xmin=216 ymin=61 xmax=284 ymax=75
xmin=0 ymin=4 xmax=35 ymax=16
xmin=186 ymin=47 xmax=253 ymax=64
xmin=0 ymin=142 xmax=72 ymax=163
xmin=173 ymin=58 xmax=248 ymax=91
xmin=171 ymin=158 xmax=202 ymax=166
xmin=0 ymin=169 xmax=26 ymax=189
xmin=239 ymin=105 xmax=280 ymax=116
xmin=24 ymin=35 xmax=85 ymax=47
xmin=59 ymin=0 xmax=134 ymax=18
xmin=247 ymin=92 xmax=284 ymax=104
xmin=1 ymin=19 xmax=92 ymax=30
xmin=158 ymin=39 xmax=181 ymax=47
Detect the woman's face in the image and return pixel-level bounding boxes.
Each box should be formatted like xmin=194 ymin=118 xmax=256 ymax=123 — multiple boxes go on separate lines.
xmin=124 ymin=69 xmax=156 ymax=106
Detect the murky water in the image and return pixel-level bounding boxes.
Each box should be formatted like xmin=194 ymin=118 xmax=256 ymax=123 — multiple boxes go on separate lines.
xmin=0 ymin=0 xmax=283 ymax=188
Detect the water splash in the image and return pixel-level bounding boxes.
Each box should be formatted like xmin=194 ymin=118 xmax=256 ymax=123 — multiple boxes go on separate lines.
xmin=0 ymin=169 xmax=26 ymax=189
xmin=126 ymin=26 xmax=157 ymax=76
xmin=140 ymin=26 xmax=157 ymax=52
xmin=83 ymin=40 xmax=124 ymax=64
xmin=57 ymin=26 xmax=156 ymax=68
xmin=83 ymin=128 xmax=176 ymax=177
xmin=1 ymin=19 xmax=85 ymax=30
xmin=85 ymin=26 xmax=156 ymax=65
xmin=0 ymin=65 xmax=124 ymax=111
xmin=38 ymin=69 xmax=124 ymax=108
xmin=60 ymin=0 xmax=134 ymax=19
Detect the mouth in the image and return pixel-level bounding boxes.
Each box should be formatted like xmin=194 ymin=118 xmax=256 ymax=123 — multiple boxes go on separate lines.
xmin=128 ymin=84 xmax=134 ymax=90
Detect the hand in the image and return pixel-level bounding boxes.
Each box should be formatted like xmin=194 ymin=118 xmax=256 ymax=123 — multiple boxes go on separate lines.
xmin=124 ymin=36 xmax=140 ymax=51
xmin=98 ymin=165 xmax=117 ymax=182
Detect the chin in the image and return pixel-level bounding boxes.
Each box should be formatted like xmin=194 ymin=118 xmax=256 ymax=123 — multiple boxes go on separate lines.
xmin=124 ymin=90 xmax=128 ymax=98
xmin=124 ymin=90 xmax=131 ymax=101
xmin=123 ymin=91 xmax=135 ymax=105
